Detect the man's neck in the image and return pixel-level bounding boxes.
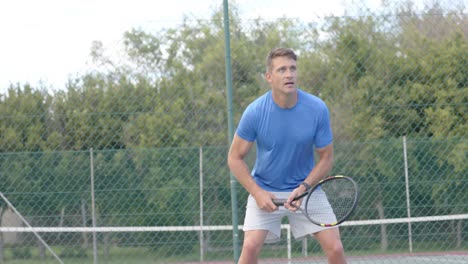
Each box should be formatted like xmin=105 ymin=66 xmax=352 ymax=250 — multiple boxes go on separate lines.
xmin=272 ymin=89 xmax=298 ymax=109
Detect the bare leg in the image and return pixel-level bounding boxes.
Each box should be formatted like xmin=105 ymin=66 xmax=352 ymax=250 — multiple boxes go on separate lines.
xmin=238 ymin=230 xmax=269 ymax=264
xmin=314 ymin=227 xmax=346 ymax=264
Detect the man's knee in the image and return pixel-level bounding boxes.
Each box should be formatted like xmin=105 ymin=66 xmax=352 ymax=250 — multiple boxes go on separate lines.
xmin=240 ymin=230 xmax=268 ymax=260
xmin=314 ymin=228 xmax=345 ymax=256
xmin=326 ymin=240 xmax=345 ymax=256
xmin=241 ymin=238 xmax=263 ymax=256
xmin=238 ymin=239 xmax=264 ymax=264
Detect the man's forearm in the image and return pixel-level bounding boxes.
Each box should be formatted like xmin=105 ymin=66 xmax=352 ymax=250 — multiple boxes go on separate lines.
xmin=228 ymin=158 xmax=262 ymax=195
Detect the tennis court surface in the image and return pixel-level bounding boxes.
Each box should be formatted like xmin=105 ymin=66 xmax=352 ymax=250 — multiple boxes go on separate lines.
xmin=285 ymin=253 xmax=467 ymax=264
xmin=178 ymin=252 xmax=467 ymax=264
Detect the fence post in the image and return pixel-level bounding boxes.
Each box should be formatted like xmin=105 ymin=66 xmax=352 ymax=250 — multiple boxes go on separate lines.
xmin=90 ymin=148 xmax=98 ymax=264
xmin=302 ymin=237 xmax=308 ymax=257
xmin=287 ymin=225 xmax=291 ymax=264
xmin=403 ymin=135 xmax=413 ymax=253
xmin=223 ymin=0 xmax=240 ymax=262
xmin=199 ymin=146 xmax=204 ymax=262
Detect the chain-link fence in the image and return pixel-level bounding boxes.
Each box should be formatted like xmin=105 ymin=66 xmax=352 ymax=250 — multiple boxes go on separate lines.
xmin=0 ymin=0 xmax=466 ymax=263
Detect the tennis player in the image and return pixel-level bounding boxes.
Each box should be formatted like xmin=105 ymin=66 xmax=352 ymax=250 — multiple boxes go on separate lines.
xmin=227 ymin=47 xmax=347 ymax=264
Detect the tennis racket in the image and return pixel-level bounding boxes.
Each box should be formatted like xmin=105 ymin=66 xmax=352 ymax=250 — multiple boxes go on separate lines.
xmin=272 ymin=175 xmax=359 ymax=227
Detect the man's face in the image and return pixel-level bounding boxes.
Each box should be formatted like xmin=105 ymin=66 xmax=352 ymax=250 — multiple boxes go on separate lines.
xmin=265 ymin=56 xmax=297 ymax=95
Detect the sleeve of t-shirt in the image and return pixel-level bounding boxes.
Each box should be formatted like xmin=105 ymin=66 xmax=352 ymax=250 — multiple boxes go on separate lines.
xmin=235 ymin=104 xmax=257 ymax=142
xmin=314 ymin=102 xmax=333 ymax=148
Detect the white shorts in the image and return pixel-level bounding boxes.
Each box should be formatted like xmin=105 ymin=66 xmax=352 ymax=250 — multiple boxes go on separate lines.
xmin=243 ymin=191 xmax=337 ymax=243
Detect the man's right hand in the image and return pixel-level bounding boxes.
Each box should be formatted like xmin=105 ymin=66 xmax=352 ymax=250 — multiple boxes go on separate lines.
xmin=253 ymin=190 xmax=278 ymax=212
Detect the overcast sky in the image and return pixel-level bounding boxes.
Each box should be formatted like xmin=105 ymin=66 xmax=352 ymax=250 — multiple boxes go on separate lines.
xmin=0 ymin=0 xmax=423 ymax=90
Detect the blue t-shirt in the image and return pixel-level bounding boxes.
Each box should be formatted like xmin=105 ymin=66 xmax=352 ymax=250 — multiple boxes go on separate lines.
xmin=236 ymin=89 xmax=333 ymax=192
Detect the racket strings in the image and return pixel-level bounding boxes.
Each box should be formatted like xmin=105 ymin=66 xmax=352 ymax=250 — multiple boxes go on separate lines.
xmin=305 ymin=180 xmax=357 ymax=224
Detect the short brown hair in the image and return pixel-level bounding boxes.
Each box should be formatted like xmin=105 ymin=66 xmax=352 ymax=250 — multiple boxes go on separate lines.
xmin=266 ymin=48 xmax=297 ymax=72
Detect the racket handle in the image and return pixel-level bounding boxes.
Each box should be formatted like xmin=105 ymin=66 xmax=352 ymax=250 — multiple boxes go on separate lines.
xmin=272 ymin=199 xmax=287 ymax=206
xmin=272 ymin=191 xmax=309 ymax=206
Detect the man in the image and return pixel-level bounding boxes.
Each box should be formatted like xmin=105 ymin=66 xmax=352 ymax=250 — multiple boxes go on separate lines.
xmin=227 ymin=47 xmax=347 ymax=264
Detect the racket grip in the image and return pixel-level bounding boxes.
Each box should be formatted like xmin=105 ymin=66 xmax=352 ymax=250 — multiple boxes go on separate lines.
xmin=272 ymin=199 xmax=288 ymax=206
xmin=272 ymin=191 xmax=309 ymax=206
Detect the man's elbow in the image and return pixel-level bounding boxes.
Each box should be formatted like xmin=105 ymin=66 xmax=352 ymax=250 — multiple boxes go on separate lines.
xmin=227 ymin=153 xmax=237 ymax=170
xmin=227 ymin=153 xmax=244 ymax=171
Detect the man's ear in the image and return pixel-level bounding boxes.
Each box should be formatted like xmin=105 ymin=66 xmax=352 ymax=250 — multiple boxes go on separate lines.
xmin=265 ymin=72 xmax=271 ymax=83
